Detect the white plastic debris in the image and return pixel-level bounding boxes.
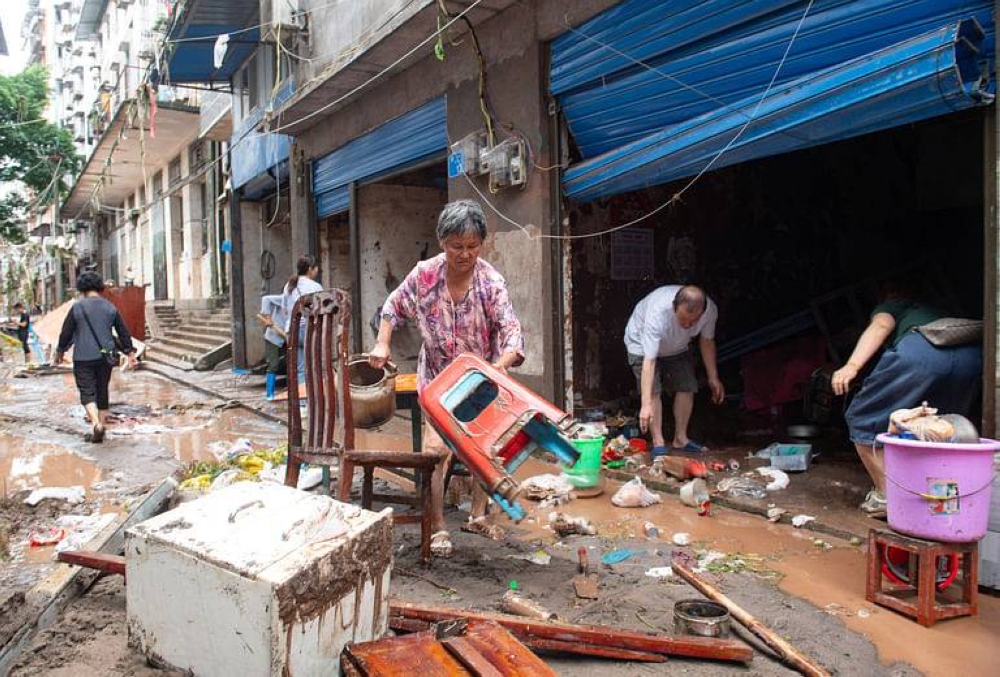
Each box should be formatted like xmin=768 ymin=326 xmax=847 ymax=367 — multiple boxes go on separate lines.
xmin=671 ymin=532 xmax=692 ymax=546
xmin=53 ymin=513 xmax=117 ymax=554
xmin=766 ymin=507 xmax=786 ymax=522
xmin=521 ymin=473 xmax=574 ymax=502
xmin=510 ymin=550 xmax=551 ymax=566
xmin=611 ymin=477 xmax=662 ymax=508
xmin=857 ymin=608 xmax=871 ymax=619
xmin=644 ymin=566 xmax=674 ymax=579
xmin=207 ymin=438 xmax=254 ymax=462
xmin=791 ymin=514 xmax=816 ymax=528
xmin=548 ymin=512 xmax=597 ymax=536
xmin=24 ymin=486 xmax=85 ymax=506
xmin=755 ymin=467 xmax=790 ymax=491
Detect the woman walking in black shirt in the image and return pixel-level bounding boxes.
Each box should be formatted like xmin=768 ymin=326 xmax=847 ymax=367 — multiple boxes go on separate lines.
xmin=55 ymin=272 xmax=137 ymax=442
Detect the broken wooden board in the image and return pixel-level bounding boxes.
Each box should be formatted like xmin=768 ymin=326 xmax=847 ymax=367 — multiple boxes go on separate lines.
xmin=389 ymin=599 xmax=753 ymax=663
xmin=343 ymin=619 xmax=556 ymax=676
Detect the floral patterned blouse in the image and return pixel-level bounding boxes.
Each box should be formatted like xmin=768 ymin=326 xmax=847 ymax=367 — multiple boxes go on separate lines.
xmin=381 ymin=253 xmax=524 ymax=392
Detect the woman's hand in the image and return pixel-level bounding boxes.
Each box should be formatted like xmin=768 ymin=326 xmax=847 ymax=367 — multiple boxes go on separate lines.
xmin=127 ymin=353 xmax=139 ymax=371
xmin=832 ymin=363 xmax=859 ymax=395
xmin=368 ymin=342 xmax=391 ymax=369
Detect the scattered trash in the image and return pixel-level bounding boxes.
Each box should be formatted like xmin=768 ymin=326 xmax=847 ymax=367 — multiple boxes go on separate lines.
xmin=207 ymin=438 xmax=254 ymax=462
xmin=717 ymin=477 xmax=767 ymax=500
xmin=501 ymin=582 xmax=557 ymax=620
xmin=24 ymin=486 xmax=85 ymax=506
xmin=520 ymin=473 xmax=574 ymax=503
xmin=623 ymin=456 xmax=645 ymax=472
xmin=791 ymin=514 xmax=816 ymax=528
xmin=857 ymin=608 xmax=872 ymax=619
xmin=511 ymin=549 xmax=551 ymax=566
xmin=766 ymin=507 xmax=786 ymax=522
xmin=601 ymin=549 xmax=635 ymax=565
xmin=698 ymin=500 xmax=711 ymax=517
xmin=755 ymin=467 xmax=790 ymax=491
xmin=53 ymin=513 xmax=117 ymax=554
xmin=549 ymin=512 xmax=596 ymax=537
xmin=672 ymin=532 xmax=691 ymax=546
xmin=572 ymin=546 xmax=600 ymax=599
xmin=849 ymin=536 xmax=863 ymax=546
xmin=679 ymin=478 xmax=709 ymax=508
xmin=709 ymin=461 xmax=726 ymax=472
xmin=28 ymin=527 xmax=66 ymax=547
xmin=602 ymin=435 xmax=630 ymax=464
xmin=654 ymin=456 xmax=708 ymax=480
xmin=643 ymin=521 xmax=659 ymax=538
xmin=463 ymin=517 xmax=507 ymax=541
xmin=645 ymin=566 xmax=674 ymax=579
xmin=727 ymin=459 xmax=741 ymax=471
xmin=611 ymin=477 xmax=662 ymax=508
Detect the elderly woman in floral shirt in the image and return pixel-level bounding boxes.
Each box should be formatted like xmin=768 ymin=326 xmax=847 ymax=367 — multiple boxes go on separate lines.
xmin=369 ymin=199 xmax=524 ymax=557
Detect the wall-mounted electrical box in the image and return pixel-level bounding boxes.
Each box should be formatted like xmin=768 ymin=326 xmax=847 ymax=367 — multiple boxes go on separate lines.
xmin=448 ymin=131 xmax=489 ymax=178
xmin=482 ymin=138 xmax=527 ymax=189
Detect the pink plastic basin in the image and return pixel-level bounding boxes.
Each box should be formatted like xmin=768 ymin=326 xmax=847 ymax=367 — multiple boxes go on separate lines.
xmin=878 ymin=434 xmax=999 ymax=543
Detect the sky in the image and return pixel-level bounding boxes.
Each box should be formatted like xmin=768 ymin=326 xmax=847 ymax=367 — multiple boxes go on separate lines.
xmin=0 ymin=0 xmax=30 ymax=76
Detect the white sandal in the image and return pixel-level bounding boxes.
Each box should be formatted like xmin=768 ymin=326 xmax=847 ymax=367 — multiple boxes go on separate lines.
xmin=430 ymin=530 xmax=453 ymax=558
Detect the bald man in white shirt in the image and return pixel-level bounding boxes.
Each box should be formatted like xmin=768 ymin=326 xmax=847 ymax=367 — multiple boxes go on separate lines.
xmin=624 ymin=285 xmax=724 ymax=456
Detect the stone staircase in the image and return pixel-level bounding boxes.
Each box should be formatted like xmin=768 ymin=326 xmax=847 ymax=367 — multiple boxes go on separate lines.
xmin=147 ymin=303 xmax=232 ymax=371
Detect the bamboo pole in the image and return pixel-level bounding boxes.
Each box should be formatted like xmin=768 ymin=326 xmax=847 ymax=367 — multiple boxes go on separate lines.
xmin=671 ymin=558 xmax=831 ymax=677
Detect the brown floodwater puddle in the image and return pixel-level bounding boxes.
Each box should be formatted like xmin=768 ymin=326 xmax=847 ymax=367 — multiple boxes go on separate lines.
xmin=503 ymin=459 xmax=999 ymax=676
xmin=0 ymin=437 xmax=102 ymax=495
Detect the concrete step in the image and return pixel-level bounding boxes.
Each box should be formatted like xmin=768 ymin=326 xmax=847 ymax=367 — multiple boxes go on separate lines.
xmin=186 ymin=320 xmax=232 ymax=332
xmin=164 ymin=325 xmax=230 ymax=342
xmin=156 ymin=336 xmax=220 ymax=356
xmin=146 ymin=348 xmax=195 ymax=371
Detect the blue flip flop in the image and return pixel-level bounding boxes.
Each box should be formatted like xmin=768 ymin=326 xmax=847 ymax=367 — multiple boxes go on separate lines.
xmin=650 ymin=445 xmax=669 ymax=458
xmin=674 ymin=440 xmax=707 ymax=454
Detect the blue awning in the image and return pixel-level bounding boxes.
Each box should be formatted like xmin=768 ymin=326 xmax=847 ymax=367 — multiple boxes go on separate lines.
xmin=163 ymin=0 xmax=259 ymax=84
xmin=314 ymin=97 xmax=447 ymax=219
xmin=563 ymin=20 xmax=993 ymax=202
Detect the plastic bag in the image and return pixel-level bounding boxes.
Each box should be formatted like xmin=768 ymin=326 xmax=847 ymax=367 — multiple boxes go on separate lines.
xmin=611 ymin=477 xmax=662 ymax=508
xmin=756 ymin=467 xmax=790 ymax=491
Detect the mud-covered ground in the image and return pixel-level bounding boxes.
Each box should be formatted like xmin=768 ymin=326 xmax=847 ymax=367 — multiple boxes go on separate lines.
xmin=3 ymin=358 xmax=997 ymax=676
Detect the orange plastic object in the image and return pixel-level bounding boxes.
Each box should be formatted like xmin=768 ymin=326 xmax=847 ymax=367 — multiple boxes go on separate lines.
xmin=420 ymin=354 xmax=582 ymax=521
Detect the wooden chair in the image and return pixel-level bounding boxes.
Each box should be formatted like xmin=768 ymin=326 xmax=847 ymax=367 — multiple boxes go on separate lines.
xmin=284 ymin=289 xmax=440 ymax=563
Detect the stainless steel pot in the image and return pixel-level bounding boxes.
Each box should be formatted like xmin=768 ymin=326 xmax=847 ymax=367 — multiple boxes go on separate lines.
xmin=348 ymin=354 xmax=398 ymax=429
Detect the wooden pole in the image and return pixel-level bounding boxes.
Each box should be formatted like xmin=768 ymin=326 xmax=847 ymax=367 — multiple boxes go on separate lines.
xmin=389 ymin=599 xmax=753 ymax=663
xmin=671 ymin=558 xmax=830 ymax=677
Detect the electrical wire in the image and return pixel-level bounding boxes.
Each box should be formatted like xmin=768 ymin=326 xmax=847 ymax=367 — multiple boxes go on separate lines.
xmin=459 ymin=0 xmax=816 ymax=242
xmin=270 ymin=0 xmax=487 ymax=134
xmin=166 ymin=0 xmax=353 ymax=44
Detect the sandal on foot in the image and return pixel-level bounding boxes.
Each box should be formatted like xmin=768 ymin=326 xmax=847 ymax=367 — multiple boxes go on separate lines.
xmin=461 ymin=516 xmax=506 ymax=541
xmin=650 ymin=445 xmax=669 ymax=459
xmin=430 ymin=530 xmax=453 ymax=558
xmin=673 ymin=440 xmax=707 ymax=453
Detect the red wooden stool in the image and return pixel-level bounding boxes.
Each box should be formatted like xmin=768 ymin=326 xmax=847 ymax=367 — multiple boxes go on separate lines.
xmin=865 ymin=528 xmax=978 ymax=626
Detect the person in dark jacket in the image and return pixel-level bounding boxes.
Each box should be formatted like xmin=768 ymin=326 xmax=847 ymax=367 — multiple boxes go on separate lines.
xmin=55 ymin=272 xmax=137 ymax=442
xmin=13 ymin=302 xmax=31 ymax=361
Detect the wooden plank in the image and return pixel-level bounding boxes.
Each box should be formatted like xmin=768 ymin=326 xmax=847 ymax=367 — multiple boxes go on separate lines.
xmin=389 ymin=599 xmax=752 ymax=663
xmin=56 ymin=551 xmax=126 ymax=577
xmin=671 ymin=558 xmax=829 ymax=676
xmin=388 ymin=617 xmax=666 ymax=663
xmin=440 ymin=636 xmax=506 ymax=677
xmin=0 ymin=474 xmax=178 ymax=674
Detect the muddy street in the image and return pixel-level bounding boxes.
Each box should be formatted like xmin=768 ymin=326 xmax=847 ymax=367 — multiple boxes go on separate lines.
xmin=0 ymin=363 xmax=285 ymax=618
xmin=2 ymin=361 xmax=998 ymax=676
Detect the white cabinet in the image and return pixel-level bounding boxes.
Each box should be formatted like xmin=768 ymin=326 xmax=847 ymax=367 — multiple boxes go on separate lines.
xmin=125 ymin=482 xmax=393 ymax=676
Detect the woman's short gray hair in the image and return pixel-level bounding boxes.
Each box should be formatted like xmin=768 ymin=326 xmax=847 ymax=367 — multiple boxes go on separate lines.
xmin=437 ymin=199 xmax=488 ymax=242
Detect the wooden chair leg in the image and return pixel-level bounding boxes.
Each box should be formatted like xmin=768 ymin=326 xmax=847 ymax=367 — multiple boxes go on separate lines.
xmin=362 ymin=467 xmax=374 ymax=509
xmin=285 ymin=456 xmax=301 ymax=489
xmin=420 ymin=467 xmax=434 ymax=565
xmin=338 ymin=459 xmax=355 ymax=501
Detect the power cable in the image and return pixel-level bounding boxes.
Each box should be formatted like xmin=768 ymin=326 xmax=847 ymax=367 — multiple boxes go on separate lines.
xmin=460 ymin=0 xmax=816 ymax=242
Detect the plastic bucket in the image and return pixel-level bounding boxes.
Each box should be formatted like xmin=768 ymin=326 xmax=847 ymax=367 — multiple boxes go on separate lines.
xmin=878 ymin=434 xmax=1000 ymax=543
xmin=565 ymin=437 xmax=604 ymax=488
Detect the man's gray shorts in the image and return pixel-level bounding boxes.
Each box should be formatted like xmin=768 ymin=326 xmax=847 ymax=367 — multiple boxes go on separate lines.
xmin=628 ymin=350 xmax=697 ymax=395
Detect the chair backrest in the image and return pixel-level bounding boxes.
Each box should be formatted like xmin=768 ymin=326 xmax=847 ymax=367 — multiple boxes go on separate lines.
xmin=287 ymin=289 xmax=356 ymax=455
